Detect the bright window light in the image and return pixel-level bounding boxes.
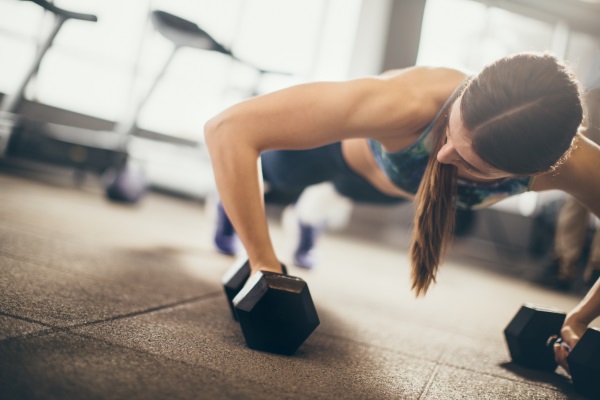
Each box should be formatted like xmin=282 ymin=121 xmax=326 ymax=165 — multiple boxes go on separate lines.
xmin=0 ymin=0 xmax=362 ymax=141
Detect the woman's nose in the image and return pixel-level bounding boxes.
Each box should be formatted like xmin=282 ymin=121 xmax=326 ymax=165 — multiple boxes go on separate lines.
xmin=436 ymin=142 xmax=457 ymax=165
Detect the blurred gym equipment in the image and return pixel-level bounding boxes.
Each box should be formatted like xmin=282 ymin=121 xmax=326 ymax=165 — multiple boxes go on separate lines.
xmin=0 ymin=0 xmax=147 ymax=203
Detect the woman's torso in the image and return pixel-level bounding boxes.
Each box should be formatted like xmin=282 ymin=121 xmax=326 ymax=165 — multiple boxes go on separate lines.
xmin=342 ymin=138 xmax=415 ymax=199
xmin=341 ymin=68 xmax=464 ymax=200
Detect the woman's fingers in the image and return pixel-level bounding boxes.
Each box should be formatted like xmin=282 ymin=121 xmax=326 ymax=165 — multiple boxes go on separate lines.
xmin=553 ymin=341 xmax=571 ymax=373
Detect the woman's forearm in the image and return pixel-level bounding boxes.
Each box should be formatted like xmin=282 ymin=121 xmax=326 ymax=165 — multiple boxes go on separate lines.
xmin=567 ymin=278 xmax=600 ymax=326
xmin=204 ymin=116 xmax=281 ymax=274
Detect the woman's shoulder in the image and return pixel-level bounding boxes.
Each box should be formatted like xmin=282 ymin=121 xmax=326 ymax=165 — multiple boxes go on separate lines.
xmin=385 ymin=67 xmax=467 ymax=113
xmin=366 ymin=67 xmax=467 ymax=145
xmin=381 ymin=66 xmax=468 ymax=88
xmin=379 ymin=65 xmax=468 ymax=81
xmin=532 ymin=135 xmax=600 ymax=216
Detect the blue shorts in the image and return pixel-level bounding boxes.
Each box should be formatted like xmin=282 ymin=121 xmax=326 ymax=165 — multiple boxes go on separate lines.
xmin=261 ymin=142 xmax=405 ymax=205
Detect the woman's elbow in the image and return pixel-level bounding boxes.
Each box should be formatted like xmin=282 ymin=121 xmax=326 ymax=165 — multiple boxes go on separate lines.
xmin=204 ymin=113 xmax=236 ymax=162
xmin=204 ymin=113 xmax=257 ymax=169
xmin=204 ymin=114 xmax=223 ymax=150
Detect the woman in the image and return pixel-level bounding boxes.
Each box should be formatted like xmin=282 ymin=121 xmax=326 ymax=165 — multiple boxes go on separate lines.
xmin=204 ymin=52 xmax=600 ymax=371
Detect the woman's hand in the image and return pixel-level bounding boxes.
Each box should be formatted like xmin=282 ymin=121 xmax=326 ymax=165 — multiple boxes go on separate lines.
xmin=250 ymin=262 xmax=284 ymax=276
xmin=554 ymin=278 xmax=600 ymax=372
xmin=554 ymin=313 xmax=588 ymax=372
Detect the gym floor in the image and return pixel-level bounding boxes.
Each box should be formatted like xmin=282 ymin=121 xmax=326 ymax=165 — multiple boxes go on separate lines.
xmin=0 ymin=163 xmax=597 ymax=400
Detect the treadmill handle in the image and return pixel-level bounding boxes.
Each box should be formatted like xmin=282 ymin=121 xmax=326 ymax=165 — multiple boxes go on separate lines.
xmin=26 ymin=0 xmax=97 ymax=22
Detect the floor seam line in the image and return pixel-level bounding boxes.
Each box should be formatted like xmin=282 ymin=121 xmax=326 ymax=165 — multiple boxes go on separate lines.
xmin=317 ymin=330 xmax=564 ymax=393
xmin=437 ymin=363 xmax=565 ymax=393
xmin=417 ymin=331 xmax=455 ymax=400
xmin=0 ymin=291 xmax=222 ymax=343
xmin=0 ymin=311 xmax=54 ymax=328
xmin=63 ymin=291 xmax=223 ymax=330
xmin=418 ymin=363 xmax=441 ymax=400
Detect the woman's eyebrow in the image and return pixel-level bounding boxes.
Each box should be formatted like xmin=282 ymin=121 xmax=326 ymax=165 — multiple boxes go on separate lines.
xmin=461 ymin=159 xmax=485 ymax=174
xmin=446 ymin=125 xmax=486 ymax=174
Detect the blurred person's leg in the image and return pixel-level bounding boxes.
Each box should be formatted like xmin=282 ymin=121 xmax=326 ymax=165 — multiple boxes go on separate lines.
xmin=584 ymin=88 xmax=600 ymax=143
xmin=214 ymin=200 xmax=239 ymax=255
xmin=581 ymin=88 xmax=600 ymax=284
xmin=292 ymin=182 xmax=353 ymax=269
xmin=583 ymin=225 xmax=600 ymax=285
xmin=214 ymin=143 xmax=348 ymax=257
xmin=555 ymin=196 xmax=589 ymax=285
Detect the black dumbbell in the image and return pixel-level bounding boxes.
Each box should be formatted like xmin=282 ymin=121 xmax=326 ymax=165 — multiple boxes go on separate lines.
xmin=222 ymin=259 xmax=319 ymax=355
xmin=504 ymin=304 xmax=600 ymax=399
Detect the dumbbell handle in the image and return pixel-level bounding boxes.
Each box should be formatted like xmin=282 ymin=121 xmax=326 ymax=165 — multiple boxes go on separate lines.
xmin=233 ymin=268 xmax=301 ymax=308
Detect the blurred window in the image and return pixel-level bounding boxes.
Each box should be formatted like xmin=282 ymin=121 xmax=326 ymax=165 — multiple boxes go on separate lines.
xmin=417 ymin=0 xmax=599 ymax=80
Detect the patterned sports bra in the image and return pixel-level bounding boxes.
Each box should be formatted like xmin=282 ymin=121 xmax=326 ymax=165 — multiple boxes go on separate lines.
xmin=368 ymin=87 xmax=532 ymax=210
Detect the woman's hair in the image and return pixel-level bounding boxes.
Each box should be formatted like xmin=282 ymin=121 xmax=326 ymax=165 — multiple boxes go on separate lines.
xmin=410 ymin=52 xmax=583 ymax=296
xmin=464 ymin=53 xmax=583 ymax=174
xmin=409 ymin=97 xmax=459 ymax=297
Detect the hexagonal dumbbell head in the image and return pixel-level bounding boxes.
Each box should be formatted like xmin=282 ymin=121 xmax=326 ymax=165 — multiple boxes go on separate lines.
xmin=222 ymin=258 xmax=252 ymax=321
xmin=233 ymin=270 xmax=320 ymax=355
xmin=568 ymin=327 xmax=600 ymax=399
xmin=504 ymin=304 xmax=566 ymax=371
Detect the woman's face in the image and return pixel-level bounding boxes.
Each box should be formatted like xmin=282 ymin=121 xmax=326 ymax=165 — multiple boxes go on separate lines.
xmin=436 ymin=97 xmax=513 ymax=181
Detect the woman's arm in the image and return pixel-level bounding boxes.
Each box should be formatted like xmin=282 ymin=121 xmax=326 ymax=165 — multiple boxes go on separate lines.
xmin=534 ymin=135 xmax=600 ymax=368
xmin=566 ymin=278 xmax=600 ymax=334
xmin=555 ymin=278 xmax=600 ymax=371
xmin=204 ymin=67 xmax=455 ymax=274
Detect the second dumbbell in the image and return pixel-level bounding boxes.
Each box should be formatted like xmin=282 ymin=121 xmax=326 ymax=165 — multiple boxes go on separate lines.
xmin=504 ymin=304 xmax=600 ymax=399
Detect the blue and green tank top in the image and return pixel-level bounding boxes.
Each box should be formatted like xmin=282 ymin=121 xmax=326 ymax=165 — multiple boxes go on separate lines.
xmin=368 ymin=89 xmax=532 ymax=210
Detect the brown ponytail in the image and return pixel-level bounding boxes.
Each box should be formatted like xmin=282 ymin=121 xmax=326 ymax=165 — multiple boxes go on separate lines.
xmin=410 ymin=111 xmax=457 ymax=296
